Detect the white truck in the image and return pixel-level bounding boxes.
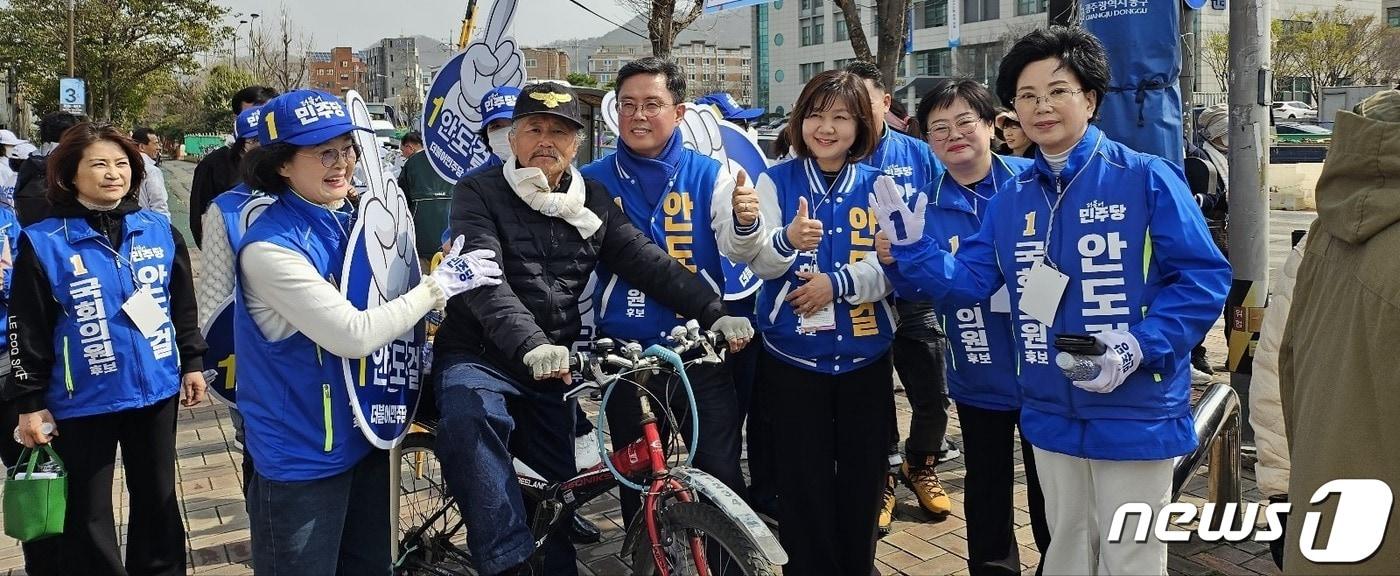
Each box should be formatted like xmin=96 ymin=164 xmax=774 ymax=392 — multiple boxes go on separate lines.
xmin=1318 ymin=85 xmax=1391 ymax=127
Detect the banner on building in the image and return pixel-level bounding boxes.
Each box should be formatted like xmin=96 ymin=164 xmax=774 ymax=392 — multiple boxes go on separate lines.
xmin=703 ymin=0 xmax=773 ymax=13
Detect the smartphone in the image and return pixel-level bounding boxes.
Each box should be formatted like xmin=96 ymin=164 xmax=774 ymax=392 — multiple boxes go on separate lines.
xmin=1054 ymin=333 xmax=1106 ymax=356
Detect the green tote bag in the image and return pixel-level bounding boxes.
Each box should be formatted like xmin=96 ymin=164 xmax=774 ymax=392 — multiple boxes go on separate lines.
xmin=3 ymin=444 xmax=67 ymax=542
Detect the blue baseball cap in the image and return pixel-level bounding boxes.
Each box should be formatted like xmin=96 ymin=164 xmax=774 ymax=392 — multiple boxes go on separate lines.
xmin=235 ymin=106 xmax=262 ymax=140
xmin=258 ymin=89 xmax=370 ymax=146
xmin=479 ymin=86 xmax=521 ymax=134
xmin=695 ymin=92 xmax=765 ymax=121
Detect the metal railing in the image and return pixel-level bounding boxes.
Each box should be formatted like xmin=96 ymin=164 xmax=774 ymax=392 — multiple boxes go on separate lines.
xmin=1172 ymin=381 xmax=1242 ymax=508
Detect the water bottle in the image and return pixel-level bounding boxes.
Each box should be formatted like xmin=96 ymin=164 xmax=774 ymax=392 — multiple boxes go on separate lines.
xmin=1056 ymin=351 xmax=1101 ymax=381
xmin=11 ymin=422 xmax=55 ymax=444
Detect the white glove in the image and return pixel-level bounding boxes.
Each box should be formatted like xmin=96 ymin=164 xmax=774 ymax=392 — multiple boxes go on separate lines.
xmin=431 ymin=236 xmax=503 ymax=298
xmin=710 ymin=315 xmax=754 ymax=352
xmin=523 ymin=344 xmax=572 ymax=381
xmin=867 ymin=175 xmax=928 ymax=246
xmin=1071 ymin=330 xmax=1144 ymax=394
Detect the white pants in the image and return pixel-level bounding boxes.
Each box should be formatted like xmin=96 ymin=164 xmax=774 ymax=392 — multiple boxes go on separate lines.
xmin=1033 ymin=447 xmax=1172 ymax=576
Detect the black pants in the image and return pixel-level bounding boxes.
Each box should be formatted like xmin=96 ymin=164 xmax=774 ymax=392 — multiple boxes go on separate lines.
xmin=606 ymin=359 xmax=746 ymax=527
xmin=764 ymin=350 xmax=894 ymax=576
xmin=890 ymin=333 xmax=951 ymax=459
xmin=25 ymin=395 xmax=186 ymax=576
xmin=958 ymin=403 xmax=1051 ymax=576
xmin=729 ymin=332 xmax=777 ymax=514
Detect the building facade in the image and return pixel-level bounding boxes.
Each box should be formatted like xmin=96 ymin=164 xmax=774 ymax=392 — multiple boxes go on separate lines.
xmin=674 ymin=40 xmax=754 ymax=101
xmin=365 ymin=37 xmax=424 ymax=105
xmin=587 ymin=45 xmax=646 ymax=85
xmin=524 ymin=48 xmax=571 ymax=81
xmin=755 ymin=0 xmax=1388 ymax=117
xmin=307 ymin=47 xmax=370 ymax=97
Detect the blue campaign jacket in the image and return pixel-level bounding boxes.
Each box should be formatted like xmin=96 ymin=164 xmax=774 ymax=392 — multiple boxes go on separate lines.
xmin=24 ymin=210 xmax=182 ymax=420
xmin=581 ymin=149 xmax=726 ymax=346
xmin=210 ymin=183 xmax=259 ymax=250
xmin=757 ymin=158 xmax=896 ymax=374
xmin=234 ymin=190 xmax=371 ymax=481
xmin=887 ymin=154 xmax=1033 ymax=411
xmin=889 ymin=126 xmax=1230 ymax=460
xmin=862 ymin=126 xmax=944 ymax=198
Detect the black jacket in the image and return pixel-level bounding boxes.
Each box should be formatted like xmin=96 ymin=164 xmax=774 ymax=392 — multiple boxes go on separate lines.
xmin=433 ymin=165 xmax=726 ymax=386
xmin=189 ymin=145 xmax=241 ymax=247
xmin=14 ymin=155 xmax=51 ymax=225
xmin=2 ymin=195 xmax=206 ymax=413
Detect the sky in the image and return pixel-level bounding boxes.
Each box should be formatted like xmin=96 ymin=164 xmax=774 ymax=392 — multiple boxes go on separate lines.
xmin=215 ymin=0 xmax=641 ymax=51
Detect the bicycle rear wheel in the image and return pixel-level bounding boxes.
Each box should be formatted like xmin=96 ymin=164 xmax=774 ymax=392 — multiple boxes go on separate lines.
xmin=630 ymin=501 xmax=776 ymax=576
xmin=396 ymin=430 xmax=474 ymax=575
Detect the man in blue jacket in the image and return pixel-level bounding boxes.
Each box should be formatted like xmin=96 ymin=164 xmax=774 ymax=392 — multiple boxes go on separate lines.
xmin=843 ymin=60 xmax=957 ymax=526
xmin=580 ymin=56 xmax=754 ymax=531
xmin=870 ymin=27 xmax=1230 ymax=574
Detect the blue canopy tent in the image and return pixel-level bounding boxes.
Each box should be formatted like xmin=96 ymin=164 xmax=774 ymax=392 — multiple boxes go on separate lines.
xmin=1082 ymin=0 xmax=1197 ymax=167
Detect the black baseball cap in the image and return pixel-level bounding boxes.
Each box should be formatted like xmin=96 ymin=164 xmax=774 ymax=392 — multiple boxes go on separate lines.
xmin=513 ymin=82 xmax=585 ymax=130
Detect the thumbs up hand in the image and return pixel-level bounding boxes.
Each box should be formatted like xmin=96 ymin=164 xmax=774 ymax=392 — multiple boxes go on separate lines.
xmin=784 ymin=196 xmax=824 ymax=252
xmin=731 ymin=169 xmax=760 ymax=228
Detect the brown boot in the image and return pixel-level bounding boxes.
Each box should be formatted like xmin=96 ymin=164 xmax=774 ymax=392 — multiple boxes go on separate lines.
xmin=878 ymin=472 xmax=897 ymax=535
xmin=901 ymin=455 xmax=952 ymax=516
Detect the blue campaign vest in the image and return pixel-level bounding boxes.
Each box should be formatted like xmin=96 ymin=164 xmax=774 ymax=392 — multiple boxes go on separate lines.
xmin=862 ymin=126 xmax=944 ymax=199
xmin=922 ymin=155 xmax=1032 ymax=411
xmin=211 ymin=183 xmax=258 ymax=250
xmin=234 ymin=190 xmax=370 ymax=481
xmin=24 ymin=211 xmax=181 ymax=420
xmin=580 ymin=150 xmax=726 ymax=346
xmin=756 ymin=158 xmax=896 ymax=374
xmin=0 ymin=207 xmax=20 ymax=339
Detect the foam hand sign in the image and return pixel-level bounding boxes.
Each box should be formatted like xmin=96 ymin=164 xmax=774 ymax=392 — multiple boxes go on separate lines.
xmin=422 ymin=0 xmax=526 ymax=184
xmin=342 ymin=89 xmax=427 ymax=448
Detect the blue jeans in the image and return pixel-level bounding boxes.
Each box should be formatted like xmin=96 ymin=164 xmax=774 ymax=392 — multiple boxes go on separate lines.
xmin=247 ymin=451 xmax=390 ymax=576
xmin=432 ymin=353 xmax=578 ymax=576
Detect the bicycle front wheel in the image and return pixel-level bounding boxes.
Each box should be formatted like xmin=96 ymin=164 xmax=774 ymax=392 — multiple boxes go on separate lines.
xmin=630 ymin=501 xmax=776 ymax=576
xmin=396 ymin=430 xmax=472 ymax=575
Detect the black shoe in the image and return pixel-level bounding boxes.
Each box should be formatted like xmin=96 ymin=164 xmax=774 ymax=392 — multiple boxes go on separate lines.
xmin=1191 ymin=354 xmax=1216 ymax=375
xmin=569 ymin=511 xmax=602 ymax=544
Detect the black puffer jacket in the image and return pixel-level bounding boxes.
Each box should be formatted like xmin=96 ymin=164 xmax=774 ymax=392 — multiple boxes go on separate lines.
xmin=434 ymin=165 xmax=726 ymax=386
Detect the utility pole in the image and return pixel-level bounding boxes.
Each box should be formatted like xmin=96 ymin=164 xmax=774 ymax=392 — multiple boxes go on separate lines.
xmin=67 ymin=0 xmax=75 ymax=77
xmin=1179 ymin=6 xmax=1198 ymax=138
xmin=1225 ymin=0 xmax=1271 ymax=447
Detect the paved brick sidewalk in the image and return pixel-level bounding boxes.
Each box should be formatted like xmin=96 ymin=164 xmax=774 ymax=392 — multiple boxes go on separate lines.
xmin=0 ymin=162 xmax=1300 ymax=575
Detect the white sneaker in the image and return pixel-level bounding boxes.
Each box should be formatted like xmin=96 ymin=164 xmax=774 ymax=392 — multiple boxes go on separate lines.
xmin=1190 ymin=366 xmax=1214 ymax=384
xmin=574 ymin=432 xmax=602 ymax=472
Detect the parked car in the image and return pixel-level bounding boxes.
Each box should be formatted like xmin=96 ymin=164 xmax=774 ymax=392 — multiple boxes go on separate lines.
xmin=1272 ymin=101 xmax=1317 ymax=121
xmin=1274 ymin=122 xmax=1332 ymax=143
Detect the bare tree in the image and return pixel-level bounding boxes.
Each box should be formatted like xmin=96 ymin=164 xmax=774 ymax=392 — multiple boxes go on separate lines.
xmin=826 ymin=0 xmax=911 ymax=90
xmin=398 ymin=85 xmax=424 ymax=128
xmin=616 ymin=0 xmax=705 ymax=60
xmin=1272 ymin=8 xmax=1394 ymax=103
xmin=1201 ymin=32 xmax=1229 ymax=93
xmin=249 ymin=5 xmax=311 ymax=92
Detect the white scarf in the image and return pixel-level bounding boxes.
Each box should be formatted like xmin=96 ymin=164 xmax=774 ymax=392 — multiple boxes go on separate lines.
xmin=1201 ymin=141 xmax=1229 ymax=190
xmin=504 ymin=162 xmax=602 ymax=238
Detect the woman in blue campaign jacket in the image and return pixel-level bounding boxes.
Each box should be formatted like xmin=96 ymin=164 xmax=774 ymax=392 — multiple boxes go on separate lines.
xmin=724 ymin=69 xmax=896 ymax=575
xmin=880 ymin=79 xmax=1050 ymax=575
xmin=5 ymin=123 xmax=207 ymax=576
xmin=871 ymin=29 xmax=1230 ymax=575
xmin=232 ymin=90 xmax=501 ymax=575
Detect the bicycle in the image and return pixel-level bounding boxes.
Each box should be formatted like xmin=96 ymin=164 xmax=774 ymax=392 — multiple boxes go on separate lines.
xmin=395 ymin=321 xmax=787 ymax=576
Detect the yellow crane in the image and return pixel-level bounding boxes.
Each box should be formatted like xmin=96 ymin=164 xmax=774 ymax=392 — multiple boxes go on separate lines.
xmin=456 ymin=0 xmax=480 ymax=51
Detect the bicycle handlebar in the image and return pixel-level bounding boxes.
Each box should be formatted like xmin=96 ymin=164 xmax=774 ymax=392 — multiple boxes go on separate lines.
xmin=560 ymin=320 xmax=724 ymax=402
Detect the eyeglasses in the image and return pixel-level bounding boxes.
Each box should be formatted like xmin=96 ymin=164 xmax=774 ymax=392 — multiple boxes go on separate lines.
xmin=297 ymin=143 xmax=360 ymax=168
xmin=927 ymin=115 xmax=984 ymax=142
xmin=617 ymin=100 xmax=672 ymax=118
xmin=1013 ymin=87 xmax=1085 ymax=109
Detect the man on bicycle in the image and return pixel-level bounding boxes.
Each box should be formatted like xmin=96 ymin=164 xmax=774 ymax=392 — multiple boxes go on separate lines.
xmin=579 ymin=56 xmax=754 ymax=532
xmin=431 ymin=82 xmax=754 ymax=576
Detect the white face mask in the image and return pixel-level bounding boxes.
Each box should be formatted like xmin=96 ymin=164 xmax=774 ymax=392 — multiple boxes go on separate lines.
xmin=488 ymin=127 xmax=513 ymax=159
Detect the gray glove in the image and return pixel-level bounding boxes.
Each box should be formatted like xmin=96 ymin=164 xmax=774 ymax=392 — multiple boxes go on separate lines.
xmin=523 ymin=344 xmax=571 ymax=381
xmin=710 ymin=315 xmax=755 ymax=352
xmin=431 ymin=236 xmax=503 ymax=298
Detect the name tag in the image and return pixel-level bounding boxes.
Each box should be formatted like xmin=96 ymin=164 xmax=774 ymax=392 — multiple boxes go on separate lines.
xmin=1018 ymin=259 xmax=1068 ymax=327
xmin=121 ymin=287 xmax=167 ymax=339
